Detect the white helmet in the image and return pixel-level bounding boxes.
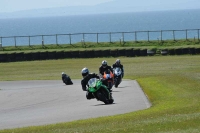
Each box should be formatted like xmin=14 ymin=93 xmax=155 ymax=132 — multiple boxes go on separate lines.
xmin=81 ymin=67 xmax=89 ymax=77
xmin=102 ymin=60 xmax=107 ymax=67
xmin=62 ymin=72 xmax=65 ymax=75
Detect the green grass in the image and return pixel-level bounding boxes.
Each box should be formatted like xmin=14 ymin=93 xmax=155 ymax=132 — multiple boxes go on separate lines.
xmin=0 ymin=55 xmax=200 ymax=132
xmin=0 ymin=39 xmax=200 ymax=53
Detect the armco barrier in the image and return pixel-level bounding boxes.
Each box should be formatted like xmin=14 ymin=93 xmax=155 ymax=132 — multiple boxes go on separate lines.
xmin=7 ymin=52 xmax=16 ymax=62
xmin=48 ymin=51 xmax=56 ymax=59
xmin=168 ymin=49 xmax=175 ymax=55
xmin=56 ymin=51 xmax=65 ymax=59
xmin=134 ymin=49 xmax=140 ymax=56
xmin=0 ymin=48 xmax=199 ymax=62
xmin=101 ymin=49 xmax=110 ymax=57
xmin=64 ymin=51 xmax=72 ymax=58
xmin=86 ymin=50 xmax=95 ymax=58
xmin=110 ymin=49 xmax=118 ymax=57
xmin=140 ymin=49 xmax=147 ymax=56
xmin=15 ymin=52 xmax=24 ymax=61
xmin=25 ymin=52 xmax=33 ymax=61
xmin=174 ymin=48 xmax=182 ymax=55
xmin=189 ymin=48 xmax=196 ymax=55
xmin=79 ymin=51 xmax=87 ymax=58
xmin=32 ymin=52 xmax=40 ymax=60
xmin=94 ymin=50 xmax=102 ymax=57
xmin=0 ymin=53 xmax=7 ymax=62
xmin=40 ymin=51 xmax=48 ymax=60
xmin=195 ymin=48 xmax=200 ymax=54
xmin=71 ymin=50 xmax=79 ymax=58
xmin=125 ymin=48 xmax=134 ymax=57
xmin=182 ymin=48 xmax=189 ymax=55
xmin=118 ymin=49 xmax=126 ymax=56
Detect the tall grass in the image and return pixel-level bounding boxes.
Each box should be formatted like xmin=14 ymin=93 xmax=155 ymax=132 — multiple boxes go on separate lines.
xmin=0 ymin=55 xmax=200 ymax=133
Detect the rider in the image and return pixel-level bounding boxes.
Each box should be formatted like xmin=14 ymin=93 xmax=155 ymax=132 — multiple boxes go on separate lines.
xmin=61 ymin=72 xmax=73 ymax=85
xmin=81 ymin=67 xmax=100 ymax=99
xmin=112 ymin=59 xmax=124 ymax=78
xmin=99 ymin=60 xmax=113 ymax=77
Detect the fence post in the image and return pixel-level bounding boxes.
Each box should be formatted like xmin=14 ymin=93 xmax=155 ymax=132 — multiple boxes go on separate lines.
xmin=56 ymin=34 xmax=58 ymax=45
xmin=42 ymin=35 xmax=44 ymax=47
xmin=0 ymin=37 xmax=2 ymax=48
xmin=82 ymin=33 xmax=85 ymax=43
xmin=122 ymin=32 xmax=124 ymax=44
xmin=198 ymin=29 xmax=199 ymax=41
xmin=69 ymin=34 xmax=71 ymax=45
xmin=109 ymin=32 xmax=111 ymax=43
xmin=147 ymin=31 xmax=149 ymax=42
xmin=29 ymin=36 xmax=31 ymax=47
xmin=160 ymin=30 xmax=162 ymax=41
xmin=186 ymin=29 xmax=188 ymax=40
xmin=97 ymin=33 xmax=99 ymax=44
xmin=173 ymin=30 xmax=175 ymax=41
xmin=14 ymin=36 xmax=17 ymax=47
xmin=135 ymin=31 xmax=137 ymax=42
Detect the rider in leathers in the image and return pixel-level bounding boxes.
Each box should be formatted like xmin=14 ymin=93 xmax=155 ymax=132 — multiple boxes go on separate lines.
xmin=81 ymin=67 xmax=100 ymax=99
xmin=112 ymin=59 xmax=124 ymax=78
xmin=99 ymin=60 xmax=113 ymax=77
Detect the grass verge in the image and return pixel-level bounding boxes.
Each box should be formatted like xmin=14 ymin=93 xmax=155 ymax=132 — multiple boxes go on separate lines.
xmin=0 ymin=55 xmax=200 ymax=133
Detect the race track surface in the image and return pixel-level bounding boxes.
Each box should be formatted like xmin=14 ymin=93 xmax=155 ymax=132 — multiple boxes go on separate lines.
xmin=0 ymin=79 xmax=151 ymax=130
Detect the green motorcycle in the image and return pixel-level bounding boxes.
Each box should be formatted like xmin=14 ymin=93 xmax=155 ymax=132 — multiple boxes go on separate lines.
xmin=88 ymin=78 xmax=114 ymax=104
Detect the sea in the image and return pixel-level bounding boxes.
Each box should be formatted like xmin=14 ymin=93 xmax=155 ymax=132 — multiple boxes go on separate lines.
xmin=0 ymin=9 xmax=200 ymax=46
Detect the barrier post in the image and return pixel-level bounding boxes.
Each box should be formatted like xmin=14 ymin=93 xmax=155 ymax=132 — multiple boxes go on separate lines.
xmin=0 ymin=37 xmax=2 ymax=49
xmin=42 ymin=35 xmax=44 ymax=48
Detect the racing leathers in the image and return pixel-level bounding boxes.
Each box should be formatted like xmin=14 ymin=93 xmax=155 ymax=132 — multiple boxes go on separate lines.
xmin=112 ymin=63 xmax=124 ymax=78
xmin=81 ymin=73 xmax=100 ymax=99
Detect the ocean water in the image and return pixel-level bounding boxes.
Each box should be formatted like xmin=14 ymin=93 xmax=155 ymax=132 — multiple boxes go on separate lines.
xmin=0 ymin=9 xmax=200 ymax=46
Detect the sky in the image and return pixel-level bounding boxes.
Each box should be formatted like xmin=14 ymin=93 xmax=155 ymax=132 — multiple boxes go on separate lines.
xmin=0 ymin=0 xmax=199 ymax=15
xmin=0 ymin=0 xmax=113 ymax=13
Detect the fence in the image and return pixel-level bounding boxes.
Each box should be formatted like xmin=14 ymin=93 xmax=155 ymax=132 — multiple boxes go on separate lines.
xmin=0 ymin=29 xmax=200 ymax=47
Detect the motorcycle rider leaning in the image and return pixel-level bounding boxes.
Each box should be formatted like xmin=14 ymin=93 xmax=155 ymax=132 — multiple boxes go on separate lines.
xmin=81 ymin=67 xmax=100 ymax=99
xmin=62 ymin=72 xmax=73 ymax=85
xmin=99 ymin=60 xmax=113 ymax=77
xmin=112 ymin=59 xmax=124 ymax=78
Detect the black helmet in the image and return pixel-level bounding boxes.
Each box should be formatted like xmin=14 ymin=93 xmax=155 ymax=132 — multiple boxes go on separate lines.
xmin=116 ymin=59 xmax=120 ymax=65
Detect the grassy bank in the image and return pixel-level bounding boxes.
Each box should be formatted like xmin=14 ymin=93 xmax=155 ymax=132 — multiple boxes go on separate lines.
xmin=0 ymin=55 xmax=200 ymax=132
xmin=0 ymin=39 xmax=200 ymax=53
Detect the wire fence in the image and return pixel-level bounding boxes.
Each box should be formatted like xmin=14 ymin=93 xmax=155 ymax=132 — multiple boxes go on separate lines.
xmin=0 ymin=29 xmax=200 ymax=48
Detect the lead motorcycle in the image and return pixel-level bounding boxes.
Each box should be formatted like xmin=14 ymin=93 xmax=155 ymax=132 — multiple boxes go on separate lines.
xmin=88 ymin=78 xmax=114 ymax=104
xmin=113 ymin=67 xmax=122 ymax=88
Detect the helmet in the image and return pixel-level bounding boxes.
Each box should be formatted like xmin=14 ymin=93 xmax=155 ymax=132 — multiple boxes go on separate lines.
xmin=62 ymin=72 xmax=65 ymax=75
xmin=81 ymin=67 xmax=89 ymax=77
xmin=116 ymin=59 xmax=120 ymax=65
xmin=102 ymin=60 xmax=107 ymax=68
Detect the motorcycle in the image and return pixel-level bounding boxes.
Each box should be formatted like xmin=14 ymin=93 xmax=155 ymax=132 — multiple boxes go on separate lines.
xmin=62 ymin=72 xmax=73 ymax=85
xmin=113 ymin=67 xmax=122 ymax=88
xmin=102 ymin=69 xmax=114 ymax=91
xmin=88 ymin=78 xmax=114 ymax=104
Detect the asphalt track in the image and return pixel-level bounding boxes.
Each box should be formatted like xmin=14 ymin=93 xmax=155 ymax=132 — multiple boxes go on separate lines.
xmin=0 ymin=79 xmax=151 ymax=130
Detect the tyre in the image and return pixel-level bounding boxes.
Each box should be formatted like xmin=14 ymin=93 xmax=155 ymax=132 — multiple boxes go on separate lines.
xmin=109 ymin=99 xmax=114 ymax=104
xmin=114 ymin=78 xmax=121 ymax=88
xmin=96 ymin=89 xmax=110 ymax=104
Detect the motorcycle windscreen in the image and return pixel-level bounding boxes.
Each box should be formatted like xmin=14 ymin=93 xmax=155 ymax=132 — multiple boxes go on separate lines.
xmin=88 ymin=78 xmax=98 ymax=93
